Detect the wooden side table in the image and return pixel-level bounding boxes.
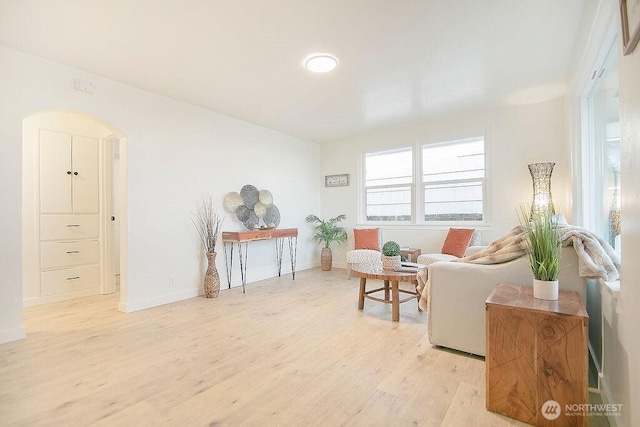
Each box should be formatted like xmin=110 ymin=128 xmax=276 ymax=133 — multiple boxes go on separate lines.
xmin=485 ymin=284 xmax=588 ymax=426
xmin=400 ymin=248 xmax=421 ymax=263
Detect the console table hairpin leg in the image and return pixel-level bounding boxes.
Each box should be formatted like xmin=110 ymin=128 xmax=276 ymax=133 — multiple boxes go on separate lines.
xmin=223 ymin=242 xmax=234 ymax=289
xmin=288 ymin=236 xmax=297 ymax=280
xmin=275 ymin=236 xmax=298 ymax=280
xmin=223 ymin=241 xmax=249 ymax=293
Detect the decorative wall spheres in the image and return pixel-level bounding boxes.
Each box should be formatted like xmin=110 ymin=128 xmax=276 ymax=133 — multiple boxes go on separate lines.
xmin=224 ymin=185 xmax=281 ymax=230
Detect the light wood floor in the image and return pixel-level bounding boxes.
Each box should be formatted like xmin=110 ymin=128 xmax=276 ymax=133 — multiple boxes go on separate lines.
xmin=0 ymin=268 xmax=606 ymax=426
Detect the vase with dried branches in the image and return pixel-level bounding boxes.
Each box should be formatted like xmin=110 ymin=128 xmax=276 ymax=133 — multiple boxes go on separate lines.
xmin=192 ymin=196 xmax=223 ymax=298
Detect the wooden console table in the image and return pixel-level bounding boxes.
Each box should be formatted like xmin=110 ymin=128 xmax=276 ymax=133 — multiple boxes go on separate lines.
xmin=486 ymin=284 xmax=588 ymax=426
xmin=221 ymin=228 xmax=298 ymax=293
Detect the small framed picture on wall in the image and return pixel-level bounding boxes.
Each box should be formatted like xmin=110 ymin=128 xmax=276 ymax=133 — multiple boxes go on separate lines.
xmin=325 ymin=174 xmax=349 ymax=187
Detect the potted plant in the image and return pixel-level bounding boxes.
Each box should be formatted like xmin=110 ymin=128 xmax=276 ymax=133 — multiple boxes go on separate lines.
xmin=382 ymin=240 xmax=402 ymax=270
xmin=520 ymin=206 xmax=561 ymax=300
xmin=305 ymin=214 xmax=347 ymax=271
xmin=192 ymin=196 xmax=223 ymax=298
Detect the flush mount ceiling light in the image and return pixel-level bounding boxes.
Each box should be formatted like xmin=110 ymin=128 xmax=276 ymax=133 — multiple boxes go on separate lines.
xmin=304 ymin=54 xmax=338 ymax=73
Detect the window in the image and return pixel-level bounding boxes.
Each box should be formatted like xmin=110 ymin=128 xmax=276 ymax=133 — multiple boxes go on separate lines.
xmin=582 ymin=39 xmax=621 ymax=255
xmin=364 ymin=148 xmax=413 ymax=222
xmin=363 ymin=137 xmax=485 ymax=223
xmin=422 ymin=138 xmax=485 ymax=222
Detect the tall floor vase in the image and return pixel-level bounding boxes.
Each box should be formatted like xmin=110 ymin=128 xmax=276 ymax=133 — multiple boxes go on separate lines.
xmin=321 ymin=247 xmax=332 ymax=271
xmin=204 ymin=252 xmax=221 ymax=298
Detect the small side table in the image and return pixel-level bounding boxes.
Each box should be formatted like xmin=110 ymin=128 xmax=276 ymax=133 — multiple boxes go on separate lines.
xmin=485 ymin=284 xmax=588 ymax=426
xmin=400 ymin=248 xmax=421 ymax=263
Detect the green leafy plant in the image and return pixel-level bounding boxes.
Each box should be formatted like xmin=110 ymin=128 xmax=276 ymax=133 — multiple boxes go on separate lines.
xmin=305 ymin=214 xmax=348 ymax=248
xmin=519 ymin=205 xmax=561 ymax=281
xmin=382 ymin=241 xmax=401 ymax=257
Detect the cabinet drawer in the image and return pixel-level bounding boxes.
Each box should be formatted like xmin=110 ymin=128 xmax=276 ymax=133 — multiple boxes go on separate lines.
xmin=41 ymin=240 xmax=99 ymax=269
xmin=41 ymin=264 xmax=99 ymax=296
xmin=41 ymin=215 xmax=99 ymax=240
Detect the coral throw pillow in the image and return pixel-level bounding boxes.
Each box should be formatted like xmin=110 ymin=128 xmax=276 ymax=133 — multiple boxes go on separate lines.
xmin=441 ymin=228 xmax=475 ymax=257
xmin=354 ymin=228 xmax=380 ymax=251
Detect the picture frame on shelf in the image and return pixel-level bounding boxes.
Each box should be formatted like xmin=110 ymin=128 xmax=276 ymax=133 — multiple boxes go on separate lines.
xmin=620 ymin=0 xmax=640 ymax=55
xmin=325 ymin=174 xmax=350 ymax=187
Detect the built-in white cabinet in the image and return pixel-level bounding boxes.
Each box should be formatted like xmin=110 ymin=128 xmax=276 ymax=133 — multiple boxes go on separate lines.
xmin=40 ymin=130 xmax=98 ymax=214
xmin=39 ymin=129 xmax=101 ymax=299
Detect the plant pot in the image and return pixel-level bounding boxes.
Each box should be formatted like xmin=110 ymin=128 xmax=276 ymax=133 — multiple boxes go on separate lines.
xmin=533 ymin=279 xmax=558 ymax=300
xmin=321 ymin=247 xmax=332 ymax=271
xmin=382 ymin=255 xmax=401 ymax=270
xmin=204 ymin=252 xmax=221 ymax=298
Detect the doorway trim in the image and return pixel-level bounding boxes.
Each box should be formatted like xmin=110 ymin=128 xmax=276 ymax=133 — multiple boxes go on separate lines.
xmin=22 ymin=109 xmax=128 ymax=311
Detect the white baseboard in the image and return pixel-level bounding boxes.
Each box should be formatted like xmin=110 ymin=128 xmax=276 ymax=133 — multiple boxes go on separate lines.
xmin=23 ymin=287 xmax=100 ymax=307
xmin=118 ymin=263 xmax=325 ymax=313
xmin=0 ymin=326 xmax=27 ymax=344
xmin=118 ymin=288 xmax=200 ymax=313
xmin=600 ymin=378 xmax=623 ymax=427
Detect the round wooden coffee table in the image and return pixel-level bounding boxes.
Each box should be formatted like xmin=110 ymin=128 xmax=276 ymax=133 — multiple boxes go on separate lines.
xmin=351 ymin=263 xmax=423 ymax=321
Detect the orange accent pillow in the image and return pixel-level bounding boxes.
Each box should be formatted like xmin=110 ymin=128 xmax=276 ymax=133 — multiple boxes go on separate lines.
xmin=354 ymin=228 xmax=380 ymax=251
xmin=441 ymin=228 xmax=475 ymax=257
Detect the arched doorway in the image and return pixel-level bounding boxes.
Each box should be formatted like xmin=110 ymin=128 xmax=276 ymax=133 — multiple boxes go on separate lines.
xmin=22 ymin=110 xmax=128 ymax=311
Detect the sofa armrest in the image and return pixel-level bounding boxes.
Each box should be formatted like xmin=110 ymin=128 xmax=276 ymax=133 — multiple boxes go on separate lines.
xmin=428 ymin=257 xmax=532 ymax=356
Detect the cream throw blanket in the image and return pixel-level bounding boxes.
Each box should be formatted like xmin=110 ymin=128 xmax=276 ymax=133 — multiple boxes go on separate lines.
xmin=416 ymin=225 xmax=621 ymax=311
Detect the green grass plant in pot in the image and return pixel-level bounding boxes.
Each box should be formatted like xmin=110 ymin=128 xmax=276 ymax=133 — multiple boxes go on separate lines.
xmin=382 ymin=240 xmax=402 ymax=270
xmin=519 ymin=205 xmax=561 ymax=300
xmin=305 ymin=214 xmax=347 ymax=271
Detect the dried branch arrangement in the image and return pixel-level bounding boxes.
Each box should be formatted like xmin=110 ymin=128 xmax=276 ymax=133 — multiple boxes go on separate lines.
xmin=192 ymin=195 xmax=223 ymax=253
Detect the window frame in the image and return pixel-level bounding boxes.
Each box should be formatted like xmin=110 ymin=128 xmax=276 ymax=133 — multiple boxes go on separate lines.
xmin=361 ymin=136 xmax=488 ymax=226
xmin=362 ymin=146 xmax=415 ymax=224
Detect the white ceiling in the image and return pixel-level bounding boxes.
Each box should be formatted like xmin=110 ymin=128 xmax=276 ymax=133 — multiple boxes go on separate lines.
xmin=0 ymin=0 xmax=585 ymax=143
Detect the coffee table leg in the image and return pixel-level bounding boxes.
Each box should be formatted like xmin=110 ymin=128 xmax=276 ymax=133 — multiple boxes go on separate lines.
xmin=358 ymin=277 xmax=366 ymax=310
xmin=392 ymin=280 xmax=400 ymax=321
xmin=384 ymin=280 xmax=390 ymax=301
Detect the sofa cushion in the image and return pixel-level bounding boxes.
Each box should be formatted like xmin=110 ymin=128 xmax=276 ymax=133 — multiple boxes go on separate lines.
xmin=441 ymin=228 xmax=475 ymax=257
xmin=416 ymin=253 xmax=459 ymax=266
xmin=354 ymin=228 xmax=380 ymax=251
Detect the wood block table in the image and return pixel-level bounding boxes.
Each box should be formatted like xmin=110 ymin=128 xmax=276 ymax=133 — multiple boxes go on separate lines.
xmin=351 ymin=264 xmax=422 ymax=322
xmin=485 ymin=284 xmax=588 ymax=426
xmin=400 ymin=247 xmax=421 ymax=263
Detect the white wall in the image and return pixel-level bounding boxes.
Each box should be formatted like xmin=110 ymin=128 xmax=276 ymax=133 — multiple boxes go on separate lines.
xmin=320 ymin=98 xmax=571 ymax=266
xmin=0 ymin=46 xmax=321 ymax=342
xmin=610 ymin=26 xmax=640 ymax=427
xmin=566 ymin=1 xmax=639 ymax=424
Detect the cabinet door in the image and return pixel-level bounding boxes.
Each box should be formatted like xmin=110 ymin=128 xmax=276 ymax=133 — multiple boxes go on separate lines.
xmin=40 ymin=130 xmax=72 ymax=213
xmin=72 ymin=135 xmax=99 ymax=213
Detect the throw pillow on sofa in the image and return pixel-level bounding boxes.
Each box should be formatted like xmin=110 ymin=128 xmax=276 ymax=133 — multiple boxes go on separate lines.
xmin=441 ymin=228 xmax=475 ymax=257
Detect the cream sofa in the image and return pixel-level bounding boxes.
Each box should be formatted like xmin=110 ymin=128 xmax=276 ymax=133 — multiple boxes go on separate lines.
xmin=427 ymin=246 xmax=585 ymax=357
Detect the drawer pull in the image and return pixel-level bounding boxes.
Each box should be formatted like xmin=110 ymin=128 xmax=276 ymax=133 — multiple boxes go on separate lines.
xmin=67 ymin=276 xmax=80 ymax=280
xmin=66 ymin=224 xmax=81 ymax=227
xmin=66 ymin=250 xmax=80 ymax=254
